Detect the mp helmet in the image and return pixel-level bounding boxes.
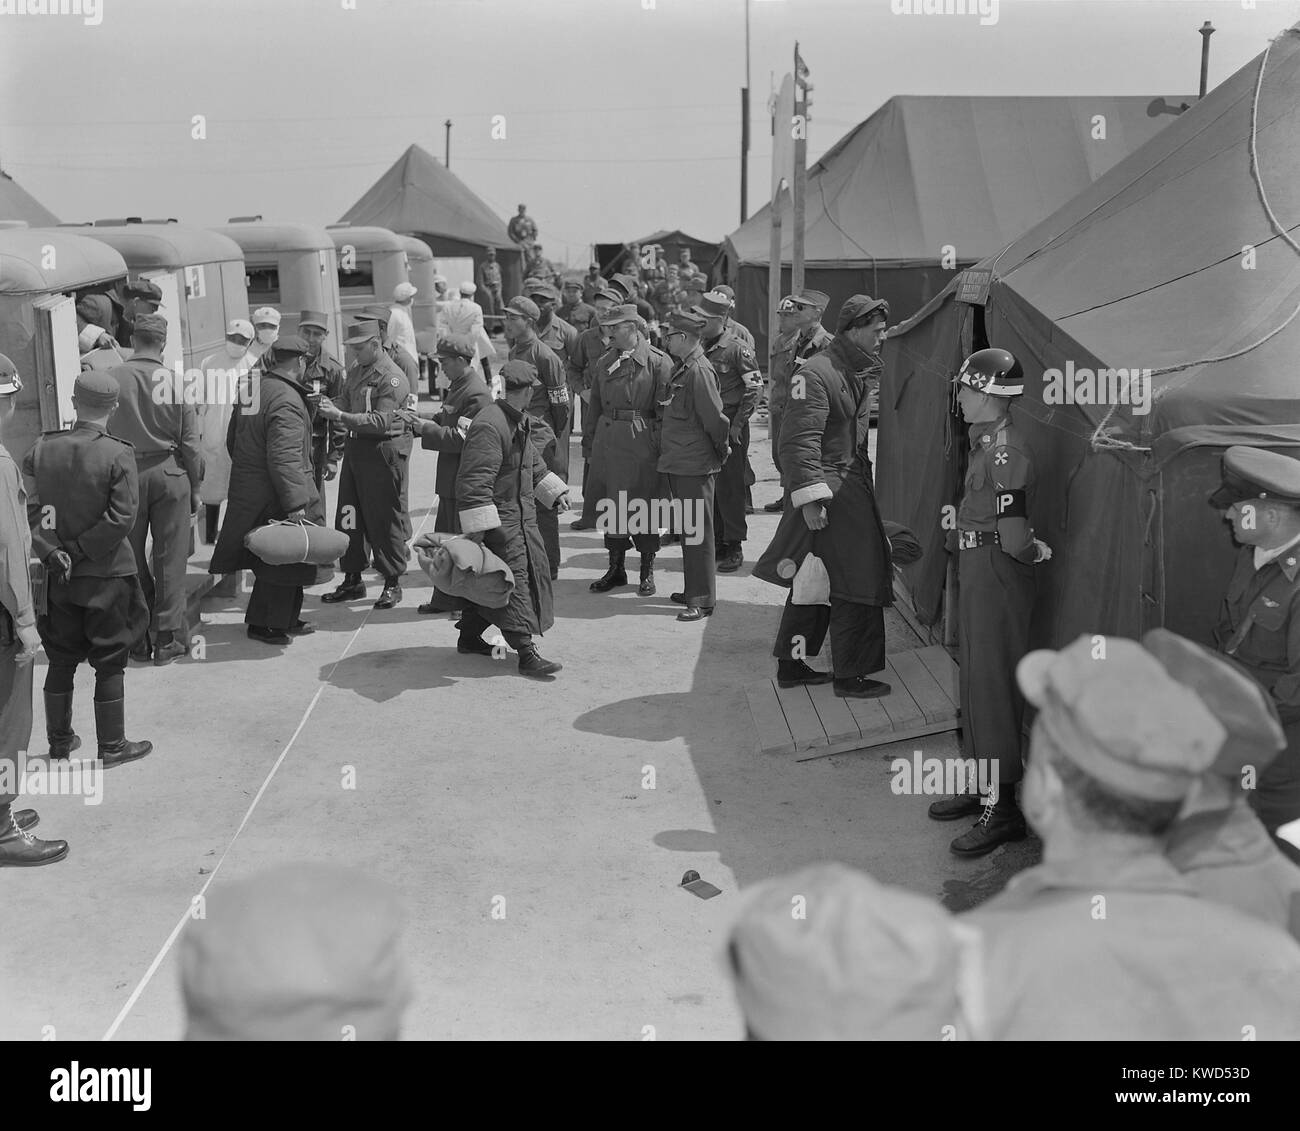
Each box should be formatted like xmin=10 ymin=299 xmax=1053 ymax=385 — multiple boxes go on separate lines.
xmin=955 ymin=348 xmax=1024 ymax=396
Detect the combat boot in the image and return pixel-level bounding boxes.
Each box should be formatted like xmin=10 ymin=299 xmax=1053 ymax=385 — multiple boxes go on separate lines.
xmin=374 ymin=579 xmax=403 ymax=609
xmin=517 ymin=644 xmax=562 ymax=677
xmin=589 ymin=549 xmax=627 ymax=592
xmin=93 ymin=699 xmax=153 ymax=769
xmin=638 ymin=553 xmax=656 ymax=596
xmin=0 ymin=809 xmax=68 ymax=868
xmin=322 ymin=573 xmax=366 ymax=603
xmin=43 ymin=690 xmax=80 ymax=759
xmin=717 ymin=543 xmax=744 ymax=573
xmin=950 ymin=796 xmax=1027 ymax=858
xmin=928 ymin=794 xmax=984 ymax=821
xmin=153 ymin=630 xmax=187 ymax=667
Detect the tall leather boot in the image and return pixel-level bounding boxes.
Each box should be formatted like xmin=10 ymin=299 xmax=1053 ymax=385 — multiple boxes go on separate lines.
xmin=589 ymin=548 xmax=627 ymax=592
xmin=93 ymin=699 xmax=153 ymax=769
xmin=638 ymin=553 xmax=656 ymax=596
xmin=44 ymin=690 xmax=81 ymax=759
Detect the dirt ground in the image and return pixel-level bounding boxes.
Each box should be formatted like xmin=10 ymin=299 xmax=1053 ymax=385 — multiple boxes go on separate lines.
xmin=0 ymin=393 xmax=1037 ymax=1042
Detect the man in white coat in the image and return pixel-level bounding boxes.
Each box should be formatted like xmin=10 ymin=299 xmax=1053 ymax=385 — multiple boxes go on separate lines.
xmin=441 ymin=281 xmax=498 ymax=397
xmin=388 ymin=283 xmax=420 ymax=368
xmin=196 ymin=319 xmax=255 ymax=544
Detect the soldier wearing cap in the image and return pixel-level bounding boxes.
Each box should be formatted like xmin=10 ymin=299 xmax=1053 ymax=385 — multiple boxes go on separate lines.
xmin=106 ymin=312 xmax=202 ymax=667
xmin=112 ymin=278 xmax=163 ymax=349
xmin=360 ymin=303 xmax=419 ymax=541
xmin=524 ymin=280 xmax=580 ymax=371
xmin=728 ymin=862 xmax=983 ymax=1040
xmin=710 ymin=285 xmax=755 ymax=349
xmin=581 ymin=263 xmax=602 ymax=306
xmin=297 ymin=310 xmax=347 ymax=513
xmin=0 ymin=355 xmax=69 ymax=866
xmin=196 ymin=318 xmax=256 ymax=545
xmin=568 ymin=286 xmax=623 ymax=531
xmin=23 ymin=369 xmax=152 ymax=769
xmin=963 ymin=634 xmax=1300 ymax=1040
xmin=316 ymin=320 xmax=412 ymax=611
xmin=765 ymin=291 xmax=833 ymax=513
xmin=756 ymin=295 xmax=894 ymax=699
xmin=1209 ymin=446 xmax=1300 ymax=861
xmin=658 ymin=308 xmax=730 ymax=621
xmin=438 ymin=283 xmax=496 ymax=389
xmin=559 ymin=276 xmax=596 ymax=333
xmin=210 ymin=337 xmax=320 ymax=645
xmin=927 ymin=347 xmax=1050 ymax=855
xmin=477 ymin=249 xmax=504 ymax=321
xmin=1144 ymin=628 xmax=1300 ymax=940
xmin=695 ymin=291 xmax=762 ymax=573
xmin=75 ymin=292 xmax=125 ymax=371
xmin=586 ymin=304 xmax=673 ymax=598
xmin=455 ymin=358 xmax=567 ymax=677
xmin=503 ymin=295 xmax=570 ymax=579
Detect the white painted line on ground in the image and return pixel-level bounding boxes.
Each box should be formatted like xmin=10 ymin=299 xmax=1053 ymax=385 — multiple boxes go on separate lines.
xmin=103 ymin=505 xmax=435 ymax=1041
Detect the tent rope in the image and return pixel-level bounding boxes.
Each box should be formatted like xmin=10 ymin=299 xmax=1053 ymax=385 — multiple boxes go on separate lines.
xmin=1089 ymin=29 xmax=1300 ymax=455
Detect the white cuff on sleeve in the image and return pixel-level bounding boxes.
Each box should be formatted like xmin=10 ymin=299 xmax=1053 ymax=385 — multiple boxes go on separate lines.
xmin=790 ymin=482 xmax=833 ymax=509
xmin=459 ymin=504 xmax=501 ymax=533
xmin=535 ymin=472 xmax=567 ymax=508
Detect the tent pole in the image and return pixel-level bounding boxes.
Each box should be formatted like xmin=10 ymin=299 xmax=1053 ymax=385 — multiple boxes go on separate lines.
xmin=768 ymin=185 xmax=786 ymax=377
xmin=792 ymin=43 xmax=808 ymax=295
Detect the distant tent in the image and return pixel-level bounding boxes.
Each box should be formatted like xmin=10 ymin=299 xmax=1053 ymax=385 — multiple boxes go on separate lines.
xmin=719 ymin=95 xmax=1188 ymax=358
xmin=339 ymin=144 xmax=523 ymax=300
xmin=878 ymin=26 xmax=1300 ymax=652
xmin=0 ymin=168 xmax=59 ymax=227
xmin=595 ymin=229 xmax=719 ymax=276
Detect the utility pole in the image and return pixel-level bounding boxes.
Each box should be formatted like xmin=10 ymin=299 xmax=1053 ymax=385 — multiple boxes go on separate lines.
xmin=792 ymin=44 xmax=810 ymax=295
xmin=445 ymin=119 xmax=452 ymax=169
xmin=1199 ymin=21 xmax=1216 ymax=99
xmin=740 ymin=0 xmax=751 ymax=224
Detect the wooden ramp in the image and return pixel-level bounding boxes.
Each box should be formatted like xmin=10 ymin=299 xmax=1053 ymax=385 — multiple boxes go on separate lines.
xmin=744 ymin=645 xmax=960 ymax=761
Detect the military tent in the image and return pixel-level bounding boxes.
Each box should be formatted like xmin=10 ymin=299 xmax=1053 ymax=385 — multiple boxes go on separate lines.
xmin=878 ymin=26 xmax=1300 ymax=652
xmin=339 ymin=144 xmax=523 ymax=300
xmin=719 ymin=94 xmax=1188 ymax=359
xmin=0 ymin=168 xmax=59 ymax=227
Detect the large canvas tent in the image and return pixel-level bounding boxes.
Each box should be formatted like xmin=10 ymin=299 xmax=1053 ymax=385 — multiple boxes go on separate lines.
xmin=594 ymin=229 xmax=719 ymax=276
xmin=339 ymin=144 xmax=523 ymax=300
xmin=719 ymin=94 xmax=1188 ymax=359
xmin=0 ymin=168 xmax=59 ymax=227
xmin=878 ymin=25 xmax=1300 ymax=653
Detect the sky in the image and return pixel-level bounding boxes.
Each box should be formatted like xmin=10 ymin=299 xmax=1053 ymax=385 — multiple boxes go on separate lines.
xmin=2 ymin=0 xmax=1299 ymax=267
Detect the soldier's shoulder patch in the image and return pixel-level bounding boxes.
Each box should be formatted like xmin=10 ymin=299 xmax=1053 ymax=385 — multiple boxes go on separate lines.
xmin=739 ymin=347 xmax=757 ymax=369
xmin=991 ymin=444 xmax=1030 ymax=487
xmin=390 ymin=377 xmax=400 ymax=387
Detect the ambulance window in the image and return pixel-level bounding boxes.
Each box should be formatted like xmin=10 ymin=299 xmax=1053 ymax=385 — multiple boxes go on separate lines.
xmin=246 ymin=267 xmax=281 ymax=304
xmin=339 ymin=261 xmax=375 ymax=296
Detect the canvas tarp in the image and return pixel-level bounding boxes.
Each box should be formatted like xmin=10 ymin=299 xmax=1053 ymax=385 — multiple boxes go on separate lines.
xmin=878 ymin=26 xmax=1300 ymax=651
xmin=0 ymin=169 xmax=59 ymax=227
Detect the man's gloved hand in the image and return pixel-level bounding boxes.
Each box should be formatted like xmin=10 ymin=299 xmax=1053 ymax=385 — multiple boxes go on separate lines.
xmin=44 ymin=548 xmax=72 ymax=582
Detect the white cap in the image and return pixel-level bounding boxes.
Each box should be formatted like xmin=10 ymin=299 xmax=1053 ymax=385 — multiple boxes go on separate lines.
xmin=252 ymin=307 xmax=281 ymax=327
xmin=459 ymin=280 xmax=476 ymax=296
xmin=227 ymin=318 xmax=255 ymax=339
xmin=393 ymin=282 xmax=418 ymax=302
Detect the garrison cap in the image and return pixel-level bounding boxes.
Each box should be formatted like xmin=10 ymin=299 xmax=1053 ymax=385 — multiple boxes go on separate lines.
xmin=729 ymin=862 xmax=968 ymax=1041
xmin=793 ymin=289 xmax=830 ymax=309
xmin=343 ymin=320 xmax=381 ymax=345
xmin=123 ymin=278 xmax=163 ymax=303
xmin=75 ymin=293 xmax=114 ymax=327
xmin=297 ymin=310 xmax=330 ymax=332
xmin=252 ymin=306 xmax=281 ymax=327
xmin=361 ymin=304 xmax=392 ymax=325
xmin=72 ymin=368 xmax=120 ymax=407
xmin=133 ymin=312 xmax=168 ymax=338
xmin=560 ymin=274 xmax=583 ymax=288
xmin=505 ymin=296 xmax=540 ymax=322
xmin=836 ymin=294 xmax=889 ymax=334
xmin=500 ymin=359 xmax=539 ymax=389
xmin=1017 ymin=635 xmax=1224 ymax=801
xmin=599 ymin=303 xmax=640 ymax=327
xmin=0 ymin=352 xmax=21 ymax=397
xmin=696 ymin=291 xmax=734 ymax=318
xmin=180 ymin=864 xmax=411 ymax=1041
xmin=269 ymin=335 xmax=309 ymax=363
xmin=666 ymin=308 xmax=707 ymax=336
xmin=593 ymin=287 xmax=622 ymax=305
xmin=435 ymin=333 xmax=476 ymax=361
xmin=1208 ymin=447 xmax=1300 ymax=510
xmin=523 ymin=279 xmax=560 ymax=302
xmin=1142 ymin=628 xmax=1285 ymax=778
xmin=610 ymin=274 xmax=639 ymax=299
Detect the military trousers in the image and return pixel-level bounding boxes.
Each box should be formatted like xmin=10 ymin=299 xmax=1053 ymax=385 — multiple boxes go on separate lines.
xmin=0 ymin=641 xmax=34 ymax=807
xmin=714 ymin=413 xmax=749 ymax=545
xmin=666 ymin=473 xmax=717 ymax=609
xmin=958 ymin=545 xmax=1035 ymax=788
xmin=336 ymin=439 xmax=409 ymax=582
xmin=768 ymin=406 xmax=785 ymax=475
xmin=771 ymin=596 xmax=885 ymax=680
xmin=130 ymin=453 xmax=192 ymax=637
xmin=40 ymin=575 xmax=146 ymax=697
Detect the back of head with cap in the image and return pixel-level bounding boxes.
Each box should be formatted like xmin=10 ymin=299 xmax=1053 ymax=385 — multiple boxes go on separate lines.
xmin=729 ymin=862 xmax=970 ymax=1040
xmin=181 ymin=863 xmax=411 ymax=1041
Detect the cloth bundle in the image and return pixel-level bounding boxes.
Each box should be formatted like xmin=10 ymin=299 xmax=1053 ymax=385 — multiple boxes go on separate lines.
xmin=245 ymin=520 xmax=350 ymax=566
xmin=414 ymin=533 xmax=514 ymax=609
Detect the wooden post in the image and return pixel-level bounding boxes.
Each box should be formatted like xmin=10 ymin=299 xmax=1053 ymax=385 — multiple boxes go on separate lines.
xmin=791 ymin=43 xmax=808 ymax=295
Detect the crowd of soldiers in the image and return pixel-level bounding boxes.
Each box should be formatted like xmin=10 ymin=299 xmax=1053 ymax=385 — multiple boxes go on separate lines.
xmin=2 ymin=237 xmax=1300 ymax=1043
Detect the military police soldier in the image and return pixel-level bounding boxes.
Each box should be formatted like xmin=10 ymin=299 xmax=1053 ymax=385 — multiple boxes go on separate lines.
xmin=0 ymin=355 xmax=69 ymax=866
xmin=1210 ymin=445 xmax=1300 ymax=861
xmin=23 ymin=369 xmax=153 ymax=768
xmin=567 ymin=285 xmax=622 ymax=531
xmin=929 ymin=348 xmax=1051 ymax=856
xmin=696 ymin=291 xmax=762 ymax=573
xmin=108 ymin=312 xmax=202 ymax=667
xmin=298 ymin=309 xmax=347 ymax=516
xmin=711 ymin=285 xmax=756 ymax=349
xmin=765 ymin=291 xmax=833 ymax=512
xmin=317 ymin=320 xmax=412 ymax=611
xmin=503 ymin=295 xmax=570 ymax=579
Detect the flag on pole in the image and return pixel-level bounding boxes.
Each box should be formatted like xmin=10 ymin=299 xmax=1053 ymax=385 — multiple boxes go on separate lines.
xmin=795 ymin=45 xmax=811 ymax=88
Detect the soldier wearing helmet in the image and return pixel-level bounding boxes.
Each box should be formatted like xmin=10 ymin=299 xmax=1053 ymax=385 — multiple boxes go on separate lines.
xmin=928 ymin=347 xmax=1053 ymax=857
